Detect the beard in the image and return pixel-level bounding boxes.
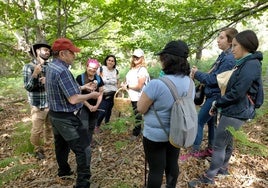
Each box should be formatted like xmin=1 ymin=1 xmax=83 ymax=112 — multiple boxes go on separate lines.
xmin=39 ymin=52 xmax=50 ymax=61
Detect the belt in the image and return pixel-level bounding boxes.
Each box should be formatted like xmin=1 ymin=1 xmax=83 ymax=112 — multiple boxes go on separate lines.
xmin=49 ymin=110 xmax=79 ymax=119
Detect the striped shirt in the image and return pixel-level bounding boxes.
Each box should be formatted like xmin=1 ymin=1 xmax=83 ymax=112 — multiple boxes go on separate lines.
xmin=45 ymin=58 xmax=82 ymax=112
xmin=22 ymin=60 xmax=48 ymax=109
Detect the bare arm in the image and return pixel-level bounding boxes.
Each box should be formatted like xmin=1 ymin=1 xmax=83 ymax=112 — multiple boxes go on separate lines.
xmin=128 ymin=76 xmax=146 ymax=91
xmin=137 ymin=92 xmax=153 ymax=114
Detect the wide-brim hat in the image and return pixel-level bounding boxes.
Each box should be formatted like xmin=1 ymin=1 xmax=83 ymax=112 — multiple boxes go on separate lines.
xmin=29 ymin=42 xmax=51 ymax=57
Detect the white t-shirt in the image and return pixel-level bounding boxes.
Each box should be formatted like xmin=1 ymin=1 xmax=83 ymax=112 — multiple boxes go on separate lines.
xmin=126 ymin=66 xmax=149 ymax=101
xmin=99 ymin=66 xmax=118 ymax=93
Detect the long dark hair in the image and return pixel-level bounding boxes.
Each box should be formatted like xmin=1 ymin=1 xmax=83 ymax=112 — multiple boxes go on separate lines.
xmin=103 ymin=55 xmax=117 ymax=68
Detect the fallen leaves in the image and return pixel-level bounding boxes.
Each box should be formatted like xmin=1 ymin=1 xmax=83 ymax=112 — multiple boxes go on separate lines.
xmin=0 ymin=97 xmax=268 ymax=188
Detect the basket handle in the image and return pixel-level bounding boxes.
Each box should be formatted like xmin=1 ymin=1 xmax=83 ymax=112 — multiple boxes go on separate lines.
xmin=115 ymin=88 xmax=130 ymax=99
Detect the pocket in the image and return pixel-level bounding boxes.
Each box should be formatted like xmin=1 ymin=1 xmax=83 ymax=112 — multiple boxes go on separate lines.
xmin=50 ymin=116 xmax=80 ymax=141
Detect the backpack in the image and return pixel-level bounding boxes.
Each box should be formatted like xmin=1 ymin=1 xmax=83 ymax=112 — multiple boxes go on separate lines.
xmin=248 ymin=77 xmax=264 ymax=109
xmin=154 ymin=77 xmax=198 ymax=148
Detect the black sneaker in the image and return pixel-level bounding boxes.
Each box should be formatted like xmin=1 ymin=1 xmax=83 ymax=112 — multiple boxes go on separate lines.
xmin=35 ymin=151 xmax=45 ymax=160
xmin=58 ymin=170 xmax=74 ymax=179
xmin=188 ymin=175 xmax=215 ymax=188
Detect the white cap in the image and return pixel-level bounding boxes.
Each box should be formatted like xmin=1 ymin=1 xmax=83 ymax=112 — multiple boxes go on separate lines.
xmin=132 ymin=48 xmax=144 ymax=57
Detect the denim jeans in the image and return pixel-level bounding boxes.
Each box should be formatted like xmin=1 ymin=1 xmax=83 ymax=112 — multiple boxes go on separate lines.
xmin=49 ymin=111 xmax=91 ymax=188
xmin=193 ymin=97 xmax=217 ymax=151
xmin=206 ymin=115 xmax=245 ymax=179
xmin=143 ymin=137 xmax=180 ymax=188
xmin=96 ymin=94 xmax=115 ymax=126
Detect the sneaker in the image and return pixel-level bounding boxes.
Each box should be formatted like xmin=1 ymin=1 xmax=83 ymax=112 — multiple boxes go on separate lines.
xmin=58 ymin=170 xmax=74 ymax=179
xmin=217 ymin=168 xmax=230 ymax=176
xmin=193 ymin=148 xmax=213 ymax=158
xmin=188 ymin=175 xmax=215 ymax=188
xmin=94 ymin=126 xmax=101 ymax=134
xmin=179 ymin=153 xmax=193 ymax=161
xmin=35 ymin=151 xmax=45 ymax=160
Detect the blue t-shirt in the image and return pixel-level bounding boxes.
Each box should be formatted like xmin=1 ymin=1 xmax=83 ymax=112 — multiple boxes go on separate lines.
xmin=142 ymin=75 xmax=195 ymax=142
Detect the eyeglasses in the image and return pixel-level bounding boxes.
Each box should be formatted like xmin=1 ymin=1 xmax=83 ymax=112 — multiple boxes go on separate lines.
xmin=133 ymin=56 xmax=141 ymax=61
xmin=88 ymin=67 xmax=98 ymax=71
xmin=63 ymin=50 xmax=74 ymax=55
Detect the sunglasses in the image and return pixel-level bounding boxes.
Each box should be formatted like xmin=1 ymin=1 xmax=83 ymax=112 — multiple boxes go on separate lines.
xmin=133 ymin=56 xmax=141 ymax=61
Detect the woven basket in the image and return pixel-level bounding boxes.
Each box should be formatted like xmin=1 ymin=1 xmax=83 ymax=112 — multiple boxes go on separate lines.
xmin=114 ymin=88 xmax=131 ymax=112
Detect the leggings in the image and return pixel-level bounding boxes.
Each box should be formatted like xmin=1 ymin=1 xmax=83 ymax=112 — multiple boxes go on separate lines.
xmin=143 ymin=137 xmax=180 ymax=188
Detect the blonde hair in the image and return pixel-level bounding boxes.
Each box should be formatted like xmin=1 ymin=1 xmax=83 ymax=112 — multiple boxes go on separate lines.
xmin=130 ymin=56 xmax=146 ymax=68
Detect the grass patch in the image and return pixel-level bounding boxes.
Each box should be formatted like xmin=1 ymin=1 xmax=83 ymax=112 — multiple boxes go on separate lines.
xmin=0 ymin=121 xmax=35 ymax=187
xmin=11 ymin=121 xmax=34 ymax=155
xmin=0 ymin=157 xmax=20 ymax=168
xmin=228 ymin=126 xmax=268 ymax=157
xmin=0 ymin=163 xmax=36 ymax=187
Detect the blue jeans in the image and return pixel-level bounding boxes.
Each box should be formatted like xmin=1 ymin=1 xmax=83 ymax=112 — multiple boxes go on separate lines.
xmin=143 ymin=137 xmax=180 ymax=188
xmin=96 ymin=92 xmax=115 ymax=126
xmin=193 ymin=97 xmax=217 ymax=151
xmin=206 ymin=115 xmax=245 ymax=179
xmin=49 ymin=111 xmax=91 ymax=188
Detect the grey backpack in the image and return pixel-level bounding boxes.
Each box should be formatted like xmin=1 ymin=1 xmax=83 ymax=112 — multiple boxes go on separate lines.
xmin=154 ymin=77 xmax=198 ymax=148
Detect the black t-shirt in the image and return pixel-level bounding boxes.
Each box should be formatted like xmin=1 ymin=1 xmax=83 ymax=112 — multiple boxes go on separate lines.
xmin=76 ymin=73 xmax=104 ymax=116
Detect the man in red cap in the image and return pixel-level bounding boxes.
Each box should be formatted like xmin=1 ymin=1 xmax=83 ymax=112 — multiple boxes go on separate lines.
xmin=22 ymin=41 xmax=53 ymax=160
xmin=45 ymin=38 xmax=100 ymax=188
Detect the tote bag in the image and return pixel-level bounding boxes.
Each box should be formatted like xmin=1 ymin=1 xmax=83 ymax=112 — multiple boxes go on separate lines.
xmin=217 ymin=68 xmax=236 ymax=95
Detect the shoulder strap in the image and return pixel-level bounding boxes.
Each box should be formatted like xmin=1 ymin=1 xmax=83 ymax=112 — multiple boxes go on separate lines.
xmin=81 ymin=73 xmax=85 ymax=85
xmin=159 ymin=77 xmax=193 ymax=100
xmin=95 ymin=74 xmax=101 ymax=84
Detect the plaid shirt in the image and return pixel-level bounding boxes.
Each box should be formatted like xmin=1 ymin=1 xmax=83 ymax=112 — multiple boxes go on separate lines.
xmin=45 ymin=58 xmax=82 ymax=112
xmin=22 ymin=60 xmax=48 ymax=109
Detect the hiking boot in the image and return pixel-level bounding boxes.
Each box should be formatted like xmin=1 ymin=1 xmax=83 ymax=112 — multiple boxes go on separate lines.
xmin=35 ymin=151 xmax=45 ymax=160
xmin=188 ymin=174 xmax=215 ymax=188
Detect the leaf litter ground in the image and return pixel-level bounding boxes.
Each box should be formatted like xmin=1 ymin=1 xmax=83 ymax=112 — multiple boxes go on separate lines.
xmin=0 ymin=97 xmax=267 ymax=188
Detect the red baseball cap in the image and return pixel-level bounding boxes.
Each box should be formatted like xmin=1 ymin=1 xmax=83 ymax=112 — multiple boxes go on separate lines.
xmin=52 ymin=38 xmax=80 ymax=53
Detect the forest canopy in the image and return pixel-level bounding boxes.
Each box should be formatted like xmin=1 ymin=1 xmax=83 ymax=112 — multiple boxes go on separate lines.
xmin=0 ymin=0 xmax=267 ymax=76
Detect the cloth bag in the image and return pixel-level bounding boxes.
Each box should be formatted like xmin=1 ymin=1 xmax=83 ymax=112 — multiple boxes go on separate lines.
xmin=217 ymin=68 xmax=236 ymax=95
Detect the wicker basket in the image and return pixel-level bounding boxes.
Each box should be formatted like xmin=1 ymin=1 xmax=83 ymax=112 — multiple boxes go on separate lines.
xmin=114 ymin=88 xmax=131 ymax=112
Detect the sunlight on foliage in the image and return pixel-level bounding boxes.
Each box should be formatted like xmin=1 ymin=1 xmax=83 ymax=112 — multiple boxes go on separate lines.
xmin=0 ymin=77 xmax=26 ymax=99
